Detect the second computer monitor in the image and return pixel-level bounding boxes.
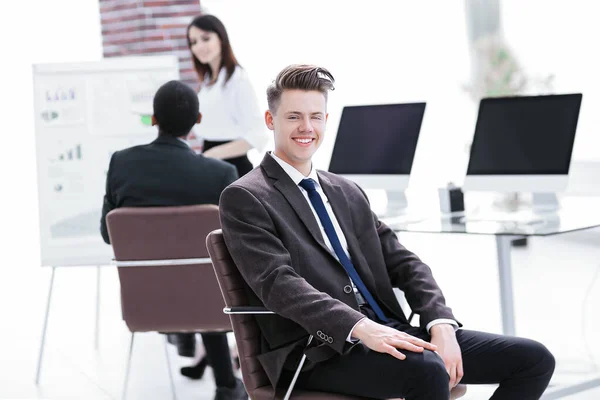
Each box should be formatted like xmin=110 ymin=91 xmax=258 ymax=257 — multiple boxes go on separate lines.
xmin=328 ymin=102 xmax=426 ymax=191
xmin=464 ymin=93 xmax=582 ymax=193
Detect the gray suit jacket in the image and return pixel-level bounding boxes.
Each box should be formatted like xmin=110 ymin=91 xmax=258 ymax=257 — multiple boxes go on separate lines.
xmin=219 ymin=153 xmax=457 ymax=389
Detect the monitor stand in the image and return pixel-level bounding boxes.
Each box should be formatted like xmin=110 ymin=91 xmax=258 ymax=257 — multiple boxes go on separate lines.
xmin=382 ymin=190 xmax=408 ymax=218
xmin=532 ymin=192 xmax=560 ymax=213
xmin=490 ymin=192 xmax=560 ymax=214
xmin=463 ymin=192 xmax=559 ymax=226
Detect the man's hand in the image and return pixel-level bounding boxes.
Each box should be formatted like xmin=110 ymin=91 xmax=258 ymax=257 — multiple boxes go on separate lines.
xmin=430 ymin=324 xmax=463 ymax=389
xmin=351 ymin=318 xmax=437 ymax=361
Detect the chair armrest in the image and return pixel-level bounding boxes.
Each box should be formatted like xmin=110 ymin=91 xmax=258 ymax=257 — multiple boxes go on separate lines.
xmin=224 ymin=306 xmax=275 ymax=315
xmin=112 ymin=257 xmax=212 ymax=267
xmin=223 ymin=304 xmax=313 ymax=400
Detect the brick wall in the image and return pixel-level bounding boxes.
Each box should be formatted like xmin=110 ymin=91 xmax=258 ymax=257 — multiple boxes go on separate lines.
xmin=98 ymin=0 xmax=201 ymax=86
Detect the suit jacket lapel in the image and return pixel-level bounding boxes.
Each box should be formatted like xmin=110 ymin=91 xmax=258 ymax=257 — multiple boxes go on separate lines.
xmin=261 ymin=155 xmax=331 ymax=255
xmin=317 ymin=172 xmax=379 ymax=293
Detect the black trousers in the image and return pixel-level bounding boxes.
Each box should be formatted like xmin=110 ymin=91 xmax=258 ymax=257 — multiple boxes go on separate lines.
xmin=292 ymin=312 xmax=555 ymax=400
xmin=173 ymin=332 xmax=236 ymax=388
xmin=203 ymin=140 xmax=253 ymax=178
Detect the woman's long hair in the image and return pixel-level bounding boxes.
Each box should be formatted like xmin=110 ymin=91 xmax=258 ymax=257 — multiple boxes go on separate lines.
xmin=187 ymin=14 xmax=239 ymax=86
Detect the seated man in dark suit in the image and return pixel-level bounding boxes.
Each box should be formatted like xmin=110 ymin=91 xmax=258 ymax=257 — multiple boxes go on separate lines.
xmin=219 ymin=65 xmax=556 ymax=399
xmin=101 ymin=80 xmax=246 ymax=400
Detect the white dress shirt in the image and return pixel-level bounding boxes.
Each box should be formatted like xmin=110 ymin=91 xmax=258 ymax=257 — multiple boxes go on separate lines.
xmin=269 ymin=153 xmax=457 ymax=341
xmin=194 ymin=66 xmax=268 ymax=152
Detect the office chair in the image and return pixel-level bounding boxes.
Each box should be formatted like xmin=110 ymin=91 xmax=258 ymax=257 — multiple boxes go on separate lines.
xmin=107 ymin=205 xmax=231 ymax=400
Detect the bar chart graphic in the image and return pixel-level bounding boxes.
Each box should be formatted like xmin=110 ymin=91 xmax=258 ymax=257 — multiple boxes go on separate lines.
xmin=55 ymin=144 xmax=82 ymax=161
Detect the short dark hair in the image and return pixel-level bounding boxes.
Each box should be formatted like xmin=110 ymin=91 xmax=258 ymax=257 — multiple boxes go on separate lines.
xmin=153 ymin=80 xmax=199 ymax=137
xmin=266 ymin=64 xmax=335 ymax=113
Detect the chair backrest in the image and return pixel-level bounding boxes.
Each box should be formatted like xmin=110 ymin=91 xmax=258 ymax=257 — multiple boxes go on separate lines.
xmin=107 ymin=205 xmax=231 ymax=333
xmin=206 ymin=229 xmax=270 ymax=393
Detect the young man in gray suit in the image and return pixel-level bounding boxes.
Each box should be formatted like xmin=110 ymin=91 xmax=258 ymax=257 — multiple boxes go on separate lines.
xmin=101 ymin=80 xmax=246 ymax=400
xmin=219 ymin=65 xmax=555 ymax=399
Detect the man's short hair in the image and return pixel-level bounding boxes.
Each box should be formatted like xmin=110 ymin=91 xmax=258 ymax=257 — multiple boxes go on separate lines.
xmin=153 ymin=80 xmax=199 ymax=137
xmin=266 ymin=65 xmax=335 ymax=113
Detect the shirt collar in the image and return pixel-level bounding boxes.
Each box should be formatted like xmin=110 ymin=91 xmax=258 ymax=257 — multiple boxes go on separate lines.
xmin=270 ymin=152 xmax=320 ymax=188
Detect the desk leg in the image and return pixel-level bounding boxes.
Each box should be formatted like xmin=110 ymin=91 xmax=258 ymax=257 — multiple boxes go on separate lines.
xmin=496 ymin=235 xmax=516 ymax=336
xmin=496 ymin=233 xmax=600 ymax=398
xmin=94 ymin=266 xmax=101 ymax=350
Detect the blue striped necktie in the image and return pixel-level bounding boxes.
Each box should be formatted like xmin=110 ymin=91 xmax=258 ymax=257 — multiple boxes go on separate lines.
xmin=299 ymin=178 xmax=388 ymax=322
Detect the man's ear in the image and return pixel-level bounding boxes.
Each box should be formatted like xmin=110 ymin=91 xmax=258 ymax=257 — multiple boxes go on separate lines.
xmin=197 ymin=112 xmax=202 ymax=124
xmin=151 ymin=115 xmax=158 ymax=126
xmin=265 ymin=110 xmax=275 ymax=131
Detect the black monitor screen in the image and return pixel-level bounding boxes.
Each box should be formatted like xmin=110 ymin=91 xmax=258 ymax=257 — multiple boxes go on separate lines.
xmin=467 ymin=94 xmax=582 ymax=175
xmin=328 ymin=103 xmax=425 ymax=175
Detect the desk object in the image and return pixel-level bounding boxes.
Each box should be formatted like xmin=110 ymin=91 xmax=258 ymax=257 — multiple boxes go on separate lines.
xmin=439 ymin=184 xmax=465 ymax=213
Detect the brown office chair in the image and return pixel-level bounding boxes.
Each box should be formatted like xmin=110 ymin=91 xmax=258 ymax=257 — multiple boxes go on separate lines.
xmin=207 ymin=229 xmax=467 ymax=400
xmin=107 ymin=205 xmax=232 ymax=400
xmin=206 ymin=229 xmax=367 ymax=400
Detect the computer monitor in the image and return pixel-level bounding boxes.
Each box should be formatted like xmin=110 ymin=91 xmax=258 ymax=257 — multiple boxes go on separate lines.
xmin=328 ymin=102 xmax=426 ymax=215
xmin=464 ymin=94 xmax=582 ymax=196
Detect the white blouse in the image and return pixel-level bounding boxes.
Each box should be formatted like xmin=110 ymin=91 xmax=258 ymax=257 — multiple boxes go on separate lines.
xmin=194 ymin=66 xmax=268 ymax=152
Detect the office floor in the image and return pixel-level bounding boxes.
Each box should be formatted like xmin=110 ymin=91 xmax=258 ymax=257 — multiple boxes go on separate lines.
xmin=1 ymin=228 xmax=599 ymax=399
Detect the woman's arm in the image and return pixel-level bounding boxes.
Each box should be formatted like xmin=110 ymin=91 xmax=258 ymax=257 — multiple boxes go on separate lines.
xmin=203 ymin=138 xmax=252 ymax=159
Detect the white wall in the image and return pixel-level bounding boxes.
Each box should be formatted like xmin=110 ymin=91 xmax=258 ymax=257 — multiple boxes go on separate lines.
xmin=0 ymin=1 xmax=102 ymax=273
xmin=502 ymin=0 xmax=600 ymax=162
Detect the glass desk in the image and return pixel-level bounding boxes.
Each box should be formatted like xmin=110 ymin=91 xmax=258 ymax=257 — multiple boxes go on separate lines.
xmin=382 ymin=197 xmax=600 ymax=399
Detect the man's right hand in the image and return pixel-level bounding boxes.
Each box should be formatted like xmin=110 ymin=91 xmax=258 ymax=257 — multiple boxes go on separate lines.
xmin=351 ymin=318 xmax=437 ymax=361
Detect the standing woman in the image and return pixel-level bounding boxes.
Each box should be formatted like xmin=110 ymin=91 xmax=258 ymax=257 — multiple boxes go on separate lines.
xmin=187 ymin=14 xmax=267 ymax=177
xmin=176 ymin=14 xmax=265 ymax=383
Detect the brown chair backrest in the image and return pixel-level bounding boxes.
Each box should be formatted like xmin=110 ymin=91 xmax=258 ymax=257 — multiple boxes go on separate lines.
xmin=107 ymin=205 xmax=231 ymax=333
xmin=206 ymin=229 xmax=269 ymax=393
xmin=207 ymin=229 xmax=368 ymax=400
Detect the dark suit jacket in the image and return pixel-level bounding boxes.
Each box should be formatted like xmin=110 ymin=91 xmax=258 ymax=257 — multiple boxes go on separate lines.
xmin=219 ymin=153 xmax=458 ymax=389
xmin=100 ymin=135 xmax=238 ymax=244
